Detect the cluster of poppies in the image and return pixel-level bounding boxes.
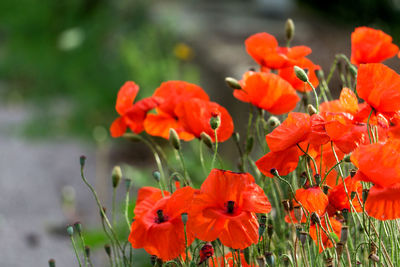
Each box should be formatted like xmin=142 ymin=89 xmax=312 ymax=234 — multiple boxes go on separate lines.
xmin=110 ymin=24 xmax=400 ymax=264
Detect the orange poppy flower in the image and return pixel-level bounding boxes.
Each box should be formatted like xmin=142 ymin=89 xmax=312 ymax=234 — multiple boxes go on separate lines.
xmin=189 ymin=169 xmax=271 ymax=249
xmin=234 ymin=71 xmax=300 ymax=115
xmin=320 ymin=87 xmax=359 ymax=115
xmin=309 ymin=216 xmax=341 ymax=252
xmin=278 ymin=57 xmax=321 ymax=92
xmin=110 ymin=81 xmax=162 ymax=137
xmin=351 ymin=27 xmax=399 ymax=65
xmin=256 ymin=146 xmax=302 ymax=178
xmin=245 ymin=32 xmax=312 ymax=69
xmin=175 ymin=98 xmax=234 ymax=142
xmin=295 ymin=186 xmax=328 ymax=217
xmin=129 ymin=186 xmax=196 ymax=261
xmin=327 ymin=176 xmax=363 ymax=216
xmin=351 ymin=140 xmax=400 ymax=220
xmin=144 ymin=81 xmax=209 ymax=140
xmin=356 ymin=63 xmax=400 ymax=113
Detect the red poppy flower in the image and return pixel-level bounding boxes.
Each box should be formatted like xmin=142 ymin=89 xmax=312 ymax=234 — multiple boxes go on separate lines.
xmin=351 ymin=140 xmax=400 ymax=220
xmin=234 ymin=71 xmax=300 ymax=115
xmin=175 ymin=98 xmax=234 ymax=142
xmin=245 ymin=32 xmax=312 ymax=69
xmin=110 ymin=81 xmax=162 ymax=137
xmin=295 ymin=186 xmax=328 ymax=217
xmin=309 ymin=216 xmax=341 ymax=252
xmin=351 ymin=27 xmax=399 ymax=65
xmin=327 ymin=176 xmax=363 ymax=215
xmin=320 ymin=87 xmax=359 ymax=115
xmin=144 ymin=81 xmax=209 ymax=140
xmin=129 ymin=186 xmax=196 ymax=261
xmin=278 ymin=57 xmax=321 ymax=92
xmin=356 ymin=63 xmax=400 ymax=113
xmin=189 ymin=169 xmax=271 ymax=249
xmin=256 ymin=146 xmax=302 ymax=178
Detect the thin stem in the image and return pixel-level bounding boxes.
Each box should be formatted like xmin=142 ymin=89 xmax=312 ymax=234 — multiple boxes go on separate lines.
xmin=211 ymin=129 xmax=219 ymax=169
xmin=306 ymin=81 xmax=319 ymax=112
xmin=70 ymin=235 xmax=82 ymax=267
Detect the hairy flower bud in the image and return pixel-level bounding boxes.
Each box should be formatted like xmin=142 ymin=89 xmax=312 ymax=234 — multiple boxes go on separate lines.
xmin=307 ymin=104 xmax=317 ymax=115
xmin=111 ymin=166 xmax=122 ymax=188
xmin=48 ymin=259 xmax=56 ymax=267
xmin=285 ymin=18 xmax=295 ymax=43
xmin=66 ymin=225 xmax=74 ymax=236
xmin=210 ymin=113 xmax=221 ymax=130
xmin=225 ymin=77 xmax=242 ymax=89
xmin=294 ymin=66 xmax=309 ymax=82
xmin=169 ymin=128 xmax=181 ymax=150
xmin=200 ymin=132 xmax=213 ymax=149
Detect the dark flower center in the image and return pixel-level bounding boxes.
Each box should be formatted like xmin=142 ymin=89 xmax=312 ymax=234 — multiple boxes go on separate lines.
xmin=155 ymin=209 xmax=168 ymax=224
xmin=226 ymin=201 xmax=235 ymax=214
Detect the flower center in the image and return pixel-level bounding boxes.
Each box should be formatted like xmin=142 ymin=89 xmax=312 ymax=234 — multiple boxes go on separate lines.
xmin=226 ymin=201 xmax=235 ymax=214
xmin=155 ymin=209 xmax=167 ymax=224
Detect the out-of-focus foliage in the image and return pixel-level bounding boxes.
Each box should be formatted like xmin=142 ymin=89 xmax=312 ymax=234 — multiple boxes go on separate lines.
xmin=0 ymin=0 xmax=199 ymax=138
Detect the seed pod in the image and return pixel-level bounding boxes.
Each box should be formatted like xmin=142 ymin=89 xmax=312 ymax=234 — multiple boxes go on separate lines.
xmin=225 ymin=77 xmax=242 ymax=89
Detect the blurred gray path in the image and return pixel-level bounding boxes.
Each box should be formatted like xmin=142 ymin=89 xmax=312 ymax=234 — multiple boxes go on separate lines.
xmin=0 ymin=104 xmax=98 ymax=266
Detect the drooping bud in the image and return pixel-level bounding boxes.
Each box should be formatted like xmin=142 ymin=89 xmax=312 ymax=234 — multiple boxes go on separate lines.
xmin=310 ymin=212 xmax=321 ymax=225
xmin=307 ymin=104 xmax=317 ymax=115
xmin=73 ymin=222 xmax=82 ymax=234
xmin=48 ymin=259 xmax=56 ymax=267
xmin=285 ymin=18 xmax=295 ymax=43
xmin=169 ymin=128 xmax=181 ymax=150
xmin=111 ymin=166 xmax=122 ymax=188
xmin=294 ymin=206 xmax=303 ymax=222
xmin=66 ymin=225 xmax=74 ymax=236
xmin=225 ymin=77 xmax=242 ymax=89
xmin=340 ymin=226 xmax=349 ymax=243
xmin=152 ymin=171 xmax=161 ymax=182
xmin=270 ymin=168 xmax=278 ymax=177
xmin=245 ymin=136 xmax=254 ymax=154
xmin=200 ymin=132 xmax=213 ymax=149
xmin=181 ymin=213 xmax=188 ymax=226
xmin=122 ymin=133 xmax=141 ymax=142
xmin=210 ymin=113 xmax=221 ymax=130
xmin=80 ymin=155 xmax=86 ymax=168
xmin=294 ymin=66 xmax=309 ymax=82
xmin=267 ymin=116 xmax=280 ymax=128
xmin=104 ymin=244 xmax=112 ymax=257
xmin=299 ymin=231 xmax=308 ymax=246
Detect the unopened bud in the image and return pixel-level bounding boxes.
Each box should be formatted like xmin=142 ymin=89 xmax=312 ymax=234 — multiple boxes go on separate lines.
xmin=169 ymin=128 xmax=181 ymax=150
xmin=285 ymin=18 xmax=295 ymax=42
xmin=299 ymin=231 xmax=308 ymax=246
xmin=267 ymin=116 xmax=280 ymax=128
xmin=73 ymin=222 xmax=82 ymax=234
xmin=294 ymin=206 xmax=303 ymax=222
xmin=294 ymin=66 xmax=309 ymax=82
xmin=66 ymin=225 xmax=74 ymax=236
xmin=282 ymin=200 xmax=290 ymax=212
xmin=307 ymin=104 xmax=317 ymax=115
xmin=80 ymin=155 xmax=86 ymax=167
xmin=210 ymin=114 xmax=221 ymax=130
xmin=200 ymin=132 xmax=213 ymax=149
xmin=270 ymin=168 xmax=278 ymax=177
xmin=122 ymin=133 xmax=141 ymax=142
xmin=152 ymin=171 xmax=161 ymax=182
xmin=245 ymin=136 xmax=254 ymax=154
xmin=48 ymin=259 xmax=56 ymax=267
xmin=104 ymin=244 xmax=112 ymax=257
xmin=225 ymin=77 xmax=242 ymax=89
xmin=181 ymin=213 xmax=188 ymax=225
xmin=340 ymin=226 xmax=349 ymax=243
xmin=369 ymin=253 xmax=379 ymax=263
xmin=125 ymin=178 xmax=132 ymax=191
xmin=111 ymin=166 xmax=122 ymax=188
xmin=311 ymin=212 xmax=321 ymax=225
xmin=265 ymin=252 xmax=275 ymax=266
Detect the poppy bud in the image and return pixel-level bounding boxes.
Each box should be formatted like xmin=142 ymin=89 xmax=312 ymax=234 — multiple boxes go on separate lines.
xmin=169 ymin=128 xmax=181 ymax=150
xmin=104 ymin=244 xmax=112 ymax=257
xmin=152 ymin=171 xmax=161 ymax=182
xmin=200 ymin=132 xmax=213 ymax=149
xmin=369 ymin=253 xmax=379 ymax=263
xmin=267 ymin=116 xmax=280 ymax=128
xmin=265 ymin=252 xmax=275 ymax=266
xmin=336 ymin=242 xmax=344 ymax=257
xmin=181 ymin=213 xmax=188 ymax=226
xmin=48 ymin=259 xmax=56 ymax=267
xmin=124 ymin=178 xmax=132 ymax=191
xmin=225 ymin=77 xmax=242 ymax=89
xmin=66 ymin=225 xmax=74 ymax=236
xmin=310 ymin=212 xmax=321 ymax=225
xmin=294 ymin=206 xmax=303 ymax=222
xmin=340 ymin=226 xmax=349 ymax=243
xmin=199 ymin=243 xmax=214 ymax=264
xmin=73 ymin=222 xmax=82 ymax=234
xmin=362 ymin=189 xmax=369 ymax=204
xmin=122 ymin=133 xmax=141 ymax=142
xmin=80 ymin=155 xmax=86 ymax=167
xmin=246 ymin=136 xmax=254 ymax=154
xmin=282 ymin=199 xmax=290 ymax=212
xmin=111 ymin=166 xmax=122 ymax=188
xmin=285 ymin=18 xmax=295 ymax=43
xmin=307 ymin=104 xmax=317 ymax=115
xmin=210 ymin=114 xmax=221 ymax=130
xmin=294 ymin=66 xmax=309 ymax=82
xmin=270 ymin=168 xmax=278 ymax=176
xmin=85 ymin=245 xmax=90 ymax=258
xmin=299 ymin=231 xmax=308 ymax=246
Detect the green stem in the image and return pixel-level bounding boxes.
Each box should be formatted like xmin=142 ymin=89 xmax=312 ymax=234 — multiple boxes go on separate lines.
xmin=70 ymin=235 xmax=82 ymax=267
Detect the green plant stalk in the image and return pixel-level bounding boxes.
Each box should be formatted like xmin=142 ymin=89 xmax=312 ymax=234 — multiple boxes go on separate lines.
xmin=306 ymin=81 xmax=319 ymax=113
xmin=78 ymin=232 xmax=88 ymax=267
xmin=70 ymin=235 xmax=82 ymax=267
xmin=211 ymin=129 xmax=219 ymax=170
xmin=124 ymin=189 xmax=131 ymax=228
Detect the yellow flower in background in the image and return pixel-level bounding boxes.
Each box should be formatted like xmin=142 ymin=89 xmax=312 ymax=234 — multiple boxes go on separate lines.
xmin=173 ymin=43 xmax=194 ymax=61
